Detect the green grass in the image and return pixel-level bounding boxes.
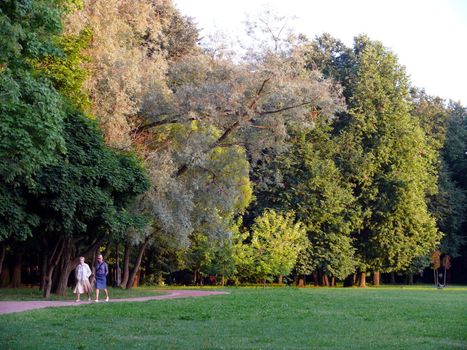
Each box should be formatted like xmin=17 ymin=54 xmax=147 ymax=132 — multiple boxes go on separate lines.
xmin=1 ymin=286 xmax=466 ymax=349
xmin=0 ymin=286 xmax=165 ymax=301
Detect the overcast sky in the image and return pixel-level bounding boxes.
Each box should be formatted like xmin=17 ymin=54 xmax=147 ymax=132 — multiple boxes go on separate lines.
xmin=173 ymin=0 xmax=467 ymax=106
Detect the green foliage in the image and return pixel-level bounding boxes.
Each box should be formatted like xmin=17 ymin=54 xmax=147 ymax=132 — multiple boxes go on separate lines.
xmin=208 ymin=238 xmax=236 ymax=282
xmin=0 ymin=0 xmax=69 ymax=240
xmin=0 ymin=0 xmax=67 ymax=180
xmin=31 ymin=108 xmax=149 ymax=243
xmin=186 ymin=233 xmax=237 ymax=283
xmin=0 ymin=70 xmax=65 ymax=181
xmin=232 ymin=211 xmax=307 ymax=283
xmin=1 ymin=0 xmax=466 ymax=286
xmin=410 ymin=91 xmax=466 ymax=257
xmin=438 ymin=103 xmax=467 ymax=256
xmin=402 ymin=255 xmax=431 ymax=275
xmin=340 ymin=37 xmax=441 ymax=272
xmin=444 ymin=103 xmax=467 ymax=189
xmin=0 ymin=0 xmax=148 ymax=245
xmin=252 ymin=118 xmax=357 ymax=280
xmin=410 ymin=89 xmax=449 ymax=150
xmin=0 ymin=180 xmax=39 ymax=241
xmin=431 ymin=164 xmax=465 ymax=257
xmin=145 ymin=121 xmax=253 ymax=243
xmin=281 ymin=122 xmax=358 ymax=279
xmin=185 ymin=233 xmax=214 ymax=280
xmin=249 ymin=210 xmax=306 ymax=282
xmin=294 ymin=239 xmax=317 ymax=275
xmin=0 ymin=0 xmax=64 ymax=67
xmin=304 ymin=33 xmax=355 ymax=101
xmin=33 ymin=27 xmax=92 ymax=110
xmin=232 ymin=219 xmax=255 ymax=282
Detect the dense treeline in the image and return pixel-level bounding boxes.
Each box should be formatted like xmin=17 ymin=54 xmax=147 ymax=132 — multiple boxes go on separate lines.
xmin=0 ymin=0 xmax=465 ymax=293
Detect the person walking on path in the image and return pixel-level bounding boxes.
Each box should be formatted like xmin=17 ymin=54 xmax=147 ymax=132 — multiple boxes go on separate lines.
xmin=74 ymin=257 xmax=92 ymax=302
xmin=95 ymin=254 xmax=109 ymax=302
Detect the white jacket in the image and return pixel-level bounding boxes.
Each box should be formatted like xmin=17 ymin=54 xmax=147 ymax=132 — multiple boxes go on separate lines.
xmin=75 ymin=263 xmax=92 ymax=282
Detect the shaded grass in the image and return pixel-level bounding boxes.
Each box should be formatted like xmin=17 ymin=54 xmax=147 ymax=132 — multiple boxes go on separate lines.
xmin=1 ymin=287 xmax=466 ymax=349
xmin=0 ymin=287 xmax=165 ymax=301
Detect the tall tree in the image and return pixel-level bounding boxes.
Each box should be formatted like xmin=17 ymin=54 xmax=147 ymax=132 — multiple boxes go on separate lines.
xmin=255 ymin=119 xmax=357 ymax=283
xmin=249 ymin=210 xmax=306 ymax=284
xmin=338 ymin=36 xmax=441 ymax=286
xmin=411 ymin=92 xmax=466 ymax=259
xmin=31 ymin=108 xmax=149 ymax=296
xmin=0 ymin=0 xmax=70 ymax=241
xmin=304 ymin=33 xmax=355 ymax=101
xmin=440 ymin=103 xmax=467 ymax=261
xmin=64 ymin=0 xmax=199 ymax=148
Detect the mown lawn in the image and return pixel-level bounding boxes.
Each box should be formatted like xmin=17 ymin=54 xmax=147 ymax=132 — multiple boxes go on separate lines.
xmin=1 ymin=286 xmax=466 ymax=349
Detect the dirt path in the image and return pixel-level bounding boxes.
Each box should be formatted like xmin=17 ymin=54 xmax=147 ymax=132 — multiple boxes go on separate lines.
xmin=0 ymin=290 xmax=228 ymax=315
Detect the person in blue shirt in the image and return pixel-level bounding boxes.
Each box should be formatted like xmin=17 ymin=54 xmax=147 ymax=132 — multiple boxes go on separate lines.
xmin=94 ymin=254 xmax=109 ymax=302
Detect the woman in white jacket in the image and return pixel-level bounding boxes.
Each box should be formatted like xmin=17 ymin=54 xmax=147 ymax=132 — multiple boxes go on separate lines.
xmin=74 ymin=256 xmax=92 ymax=302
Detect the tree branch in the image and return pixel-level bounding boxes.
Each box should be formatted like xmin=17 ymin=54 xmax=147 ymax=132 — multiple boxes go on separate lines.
xmin=250 ymin=125 xmax=274 ymax=130
xmin=132 ymin=117 xmax=181 ymax=133
xmin=248 ymin=77 xmax=271 ymax=109
xmin=259 ymin=101 xmax=312 ymax=116
xmin=81 ymin=237 xmax=105 ymax=258
xmin=175 ymin=100 xmax=311 ymax=177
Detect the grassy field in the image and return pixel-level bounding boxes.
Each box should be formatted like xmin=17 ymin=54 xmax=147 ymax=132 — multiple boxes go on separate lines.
xmin=0 ymin=286 xmax=165 ymax=301
xmin=1 ymin=286 xmax=466 ymax=349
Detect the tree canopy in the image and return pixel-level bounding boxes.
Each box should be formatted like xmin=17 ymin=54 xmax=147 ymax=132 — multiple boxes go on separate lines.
xmin=1 ymin=1 xmax=466 ymax=291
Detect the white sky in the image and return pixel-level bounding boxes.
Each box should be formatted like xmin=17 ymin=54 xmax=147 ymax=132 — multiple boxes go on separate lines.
xmin=173 ymin=0 xmax=467 ymax=106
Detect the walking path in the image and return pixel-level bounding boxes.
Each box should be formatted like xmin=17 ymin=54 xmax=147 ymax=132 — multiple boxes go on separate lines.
xmin=0 ymin=290 xmax=228 ymax=315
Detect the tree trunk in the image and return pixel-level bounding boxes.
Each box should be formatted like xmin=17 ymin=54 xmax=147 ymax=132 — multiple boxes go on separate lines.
xmin=43 ymin=238 xmax=65 ymax=298
xmin=126 ymin=238 xmax=149 ymax=289
xmin=40 ymin=253 xmax=48 ymax=291
xmin=278 ymin=274 xmax=283 ymax=285
xmin=114 ymin=242 xmax=121 ymax=287
xmin=1 ymin=267 xmax=10 ymax=287
xmin=373 ymin=271 xmax=380 ymax=287
xmin=101 ymin=241 xmax=111 ymax=259
xmin=54 ymin=237 xmax=75 ymax=296
xmin=131 ymin=270 xmax=140 ymax=288
xmin=10 ymin=249 xmax=24 ymax=288
xmin=120 ymin=242 xmax=131 ymax=288
xmin=43 ymin=265 xmax=56 ymax=298
xmin=313 ymin=271 xmax=319 ymax=286
xmin=331 ymin=276 xmax=335 ymax=287
xmin=359 ymin=272 xmax=366 ymax=288
xmin=55 ymin=260 xmax=74 ymax=296
xmin=52 ymin=236 xmax=102 ymax=296
xmin=408 ymin=273 xmax=414 ymax=285
xmin=343 ymin=274 xmax=354 ymax=287
xmin=0 ymin=243 xmax=5 ymax=277
xmin=221 ymin=275 xmax=225 ymax=286
xmin=323 ymin=274 xmax=329 ymax=287
xmin=390 ymin=272 xmax=396 ymax=284
xmin=298 ymin=276 xmax=305 ymax=287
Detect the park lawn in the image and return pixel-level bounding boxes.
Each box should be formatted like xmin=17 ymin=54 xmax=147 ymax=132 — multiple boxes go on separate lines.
xmin=1 ymin=286 xmax=466 ymax=350
xmin=0 ymin=286 xmax=165 ymax=301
